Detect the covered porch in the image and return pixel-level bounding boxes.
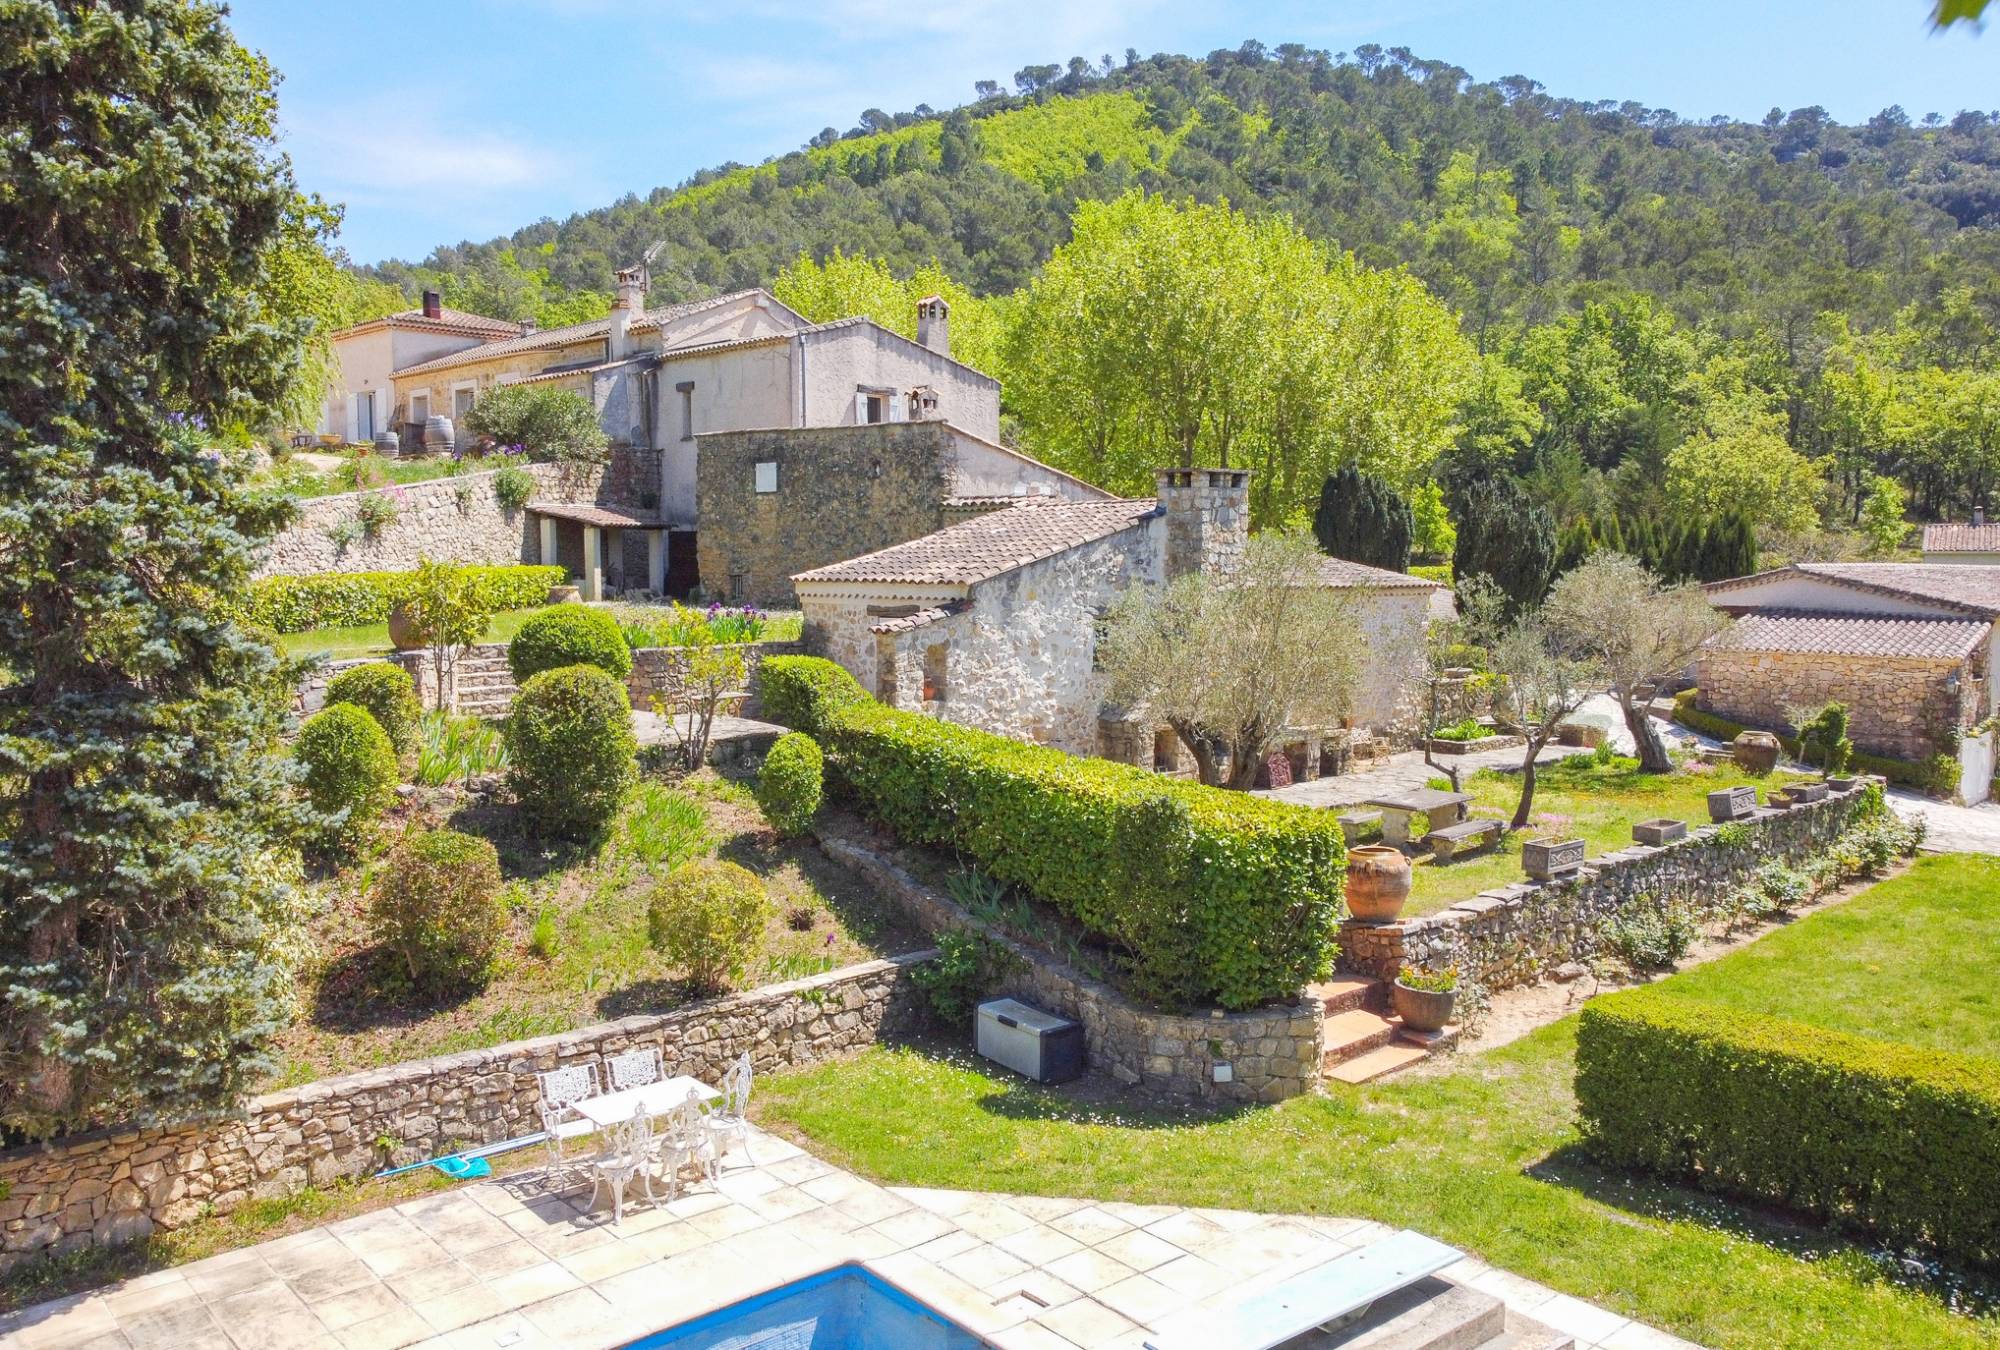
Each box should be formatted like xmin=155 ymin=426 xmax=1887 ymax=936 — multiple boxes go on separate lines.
xmin=526 ymin=500 xmax=679 ymax=602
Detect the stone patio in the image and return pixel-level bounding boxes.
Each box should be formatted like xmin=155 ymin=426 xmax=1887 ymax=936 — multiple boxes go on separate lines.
xmin=0 ymin=1127 xmax=1699 ymax=1350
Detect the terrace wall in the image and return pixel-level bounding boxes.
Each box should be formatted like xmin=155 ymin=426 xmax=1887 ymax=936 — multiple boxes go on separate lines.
xmin=0 ymin=954 xmax=932 ymax=1272
xmin=1339 ymin=781 xmax=1880 ymax=990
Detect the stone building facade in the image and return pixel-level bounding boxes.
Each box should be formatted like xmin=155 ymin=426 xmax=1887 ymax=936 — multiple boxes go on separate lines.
xmin=0 ymin=955 xmax=930 ymax=1271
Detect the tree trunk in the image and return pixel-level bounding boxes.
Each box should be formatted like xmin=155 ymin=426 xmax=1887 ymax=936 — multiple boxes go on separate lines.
xmin=1510 ymin=732 xmax=1554 ymax=830
xmin=1172 ymin=719 xmax=1225 ymax=787
xmin=1225 ymin=739 xmax=1266 ymax=791
xmin=1619 ymin=686 xmax=1674 ymax=773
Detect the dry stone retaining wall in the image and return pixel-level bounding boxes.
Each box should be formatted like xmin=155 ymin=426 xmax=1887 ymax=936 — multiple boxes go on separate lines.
xmin=1695 ymin=646 xmax=1974 ymax=762
xmin=820 ymin=831 xmax=1322 ymax=1104
xmin=627 ymin=640 xmax=804 ymax=718
xmin=0 ymin=954 xmax=930 ymax=1272
xmin=1339 ymin=781 xmax=1880 ymax=990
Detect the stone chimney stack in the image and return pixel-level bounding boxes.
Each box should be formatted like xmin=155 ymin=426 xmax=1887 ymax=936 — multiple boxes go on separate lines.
xmin=916 ymin=295 xmax=950 ymax=358
xmin=421 ymin=289 xmax=441 ymax=320
xmin=1156 ymin=467 xmax=1249 ymax=581
xmin=609 ymin=265 xmax=645 ymax=360
xmin=1977 ymin=504 xmax=1987 ymax=527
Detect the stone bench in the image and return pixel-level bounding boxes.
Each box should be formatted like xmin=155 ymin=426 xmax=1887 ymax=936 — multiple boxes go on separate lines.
xmin=1422 ymin=818 xmax=1501 ymax=862
xmin=1336 ymin=810 xmax=1382 ymax=843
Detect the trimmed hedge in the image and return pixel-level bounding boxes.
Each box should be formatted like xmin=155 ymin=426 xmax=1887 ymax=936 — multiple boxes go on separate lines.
xmin=508 ymin=604 xmax=633 ymax=682
xmin=294 ymin=703 xmax=399 ymax=847
xmin=369 ymin=828 xmax=506 ymax=991
xmin=1577 ymin=988 xmax=2000 ymax=1266
xmin=243 ymin=565 xmax=564 ymax=633
xmin=1408 ymin=563 xmax=1453 ymax=585
xmin=505 ymin=663 xmax=637 ymax=838
xmin=756 ymin=731 xmax=823 ymax=836
xmin=760 ymin=656 xmax=1346 ymax=1010
xmin=324 ymin=661 xmax=421 ymax=756
xmin=1671 ymin=689 xmax=1952 ymax=794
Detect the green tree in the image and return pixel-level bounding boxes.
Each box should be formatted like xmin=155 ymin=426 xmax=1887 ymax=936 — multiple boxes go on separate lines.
xmin=1408 ymin=481 xmax=1457 ymax=562
xmin=0 ymin=1 xmax=322 ymax=1136
xmin=1449 ymin=477 xmax=1558 ymax=612
xmin=463 ymin=384 xmax=608 ymax=464
xmin=1312 ymin=466 xmax=1414 ymax=571
xmin=398 ymin=559 xmax=495 ymax=714
xmin=773 ymin=248 xmax=1003 ymax=376
xmin=1859 ymin=475 xmax=1910 ymax=556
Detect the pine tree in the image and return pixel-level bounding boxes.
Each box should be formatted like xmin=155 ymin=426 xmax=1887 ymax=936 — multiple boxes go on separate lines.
xmin=1312 ymin=465 xmax=1414 ymax=572
xmin=0 ymin=2 xmax=320 ymax=1136
xmin=1596 ymin=513 xmax=1626 ymax=555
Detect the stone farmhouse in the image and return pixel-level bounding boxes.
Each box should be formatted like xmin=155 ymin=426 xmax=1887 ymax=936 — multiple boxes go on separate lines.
xmin=793 ymin=468 xmax=1442 ymax=765
xmin=1699 ymin=561 xmax=2000 ymax=802
xmin=315 ymin=293 xmax=519 ymax=444
xmin=1921 ymin=510 xmax=2000 ymax=563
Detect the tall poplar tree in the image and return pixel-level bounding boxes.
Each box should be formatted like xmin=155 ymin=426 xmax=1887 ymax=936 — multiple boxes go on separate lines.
xmin=0 ymin=0 xmax=321 ymax=1136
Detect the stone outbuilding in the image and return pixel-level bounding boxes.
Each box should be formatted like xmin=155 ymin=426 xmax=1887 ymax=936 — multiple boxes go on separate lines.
xmin=1700 ymin=561 xmax=2000 ymax=801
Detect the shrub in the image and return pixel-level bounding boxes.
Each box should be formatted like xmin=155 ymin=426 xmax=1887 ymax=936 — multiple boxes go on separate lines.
xmin=911 ymin=929 xmax=1023 ymax=1027
xmin=369 ymin=828 xmax=505 ymax=990
xmin=462 ymin=384 xmax=608 ymax=464
xmin=354 ymin=489 xmax=399 ymax=538
xmin=505 ymin=664 xmax=637 ymax=837
xmin=242 ymin=564 xmax=563 ymax=633
xmin=1796 ymin=701 xmax=1855 ymax=776
xmin=1396 ymin=965 xmax=1457 ymax=993
xmin=323 ymin=662 xmax=421 ymax=756
xmin=1601 ymin=896 xmax=1698 ymax=971
xmin=756 ymin=733 xmax=823 ymax=836
xmin=1577 ymin=989 xmax=2000 ymax=1267
xmin=758 ymin=657 xmax=1346 ymax=1010
xmin=1429 ymin=718 xmax=1486 ymax=742
xmin=414 ymin=710 xmax=509 ymax=786
xmin=492 ymin=464 xmax=536 ymax=511
xmin=646 ymin=859 xmax=771 ymax=992
xmin=294 ymin=703 xmax=399 ymax=845
xmin=1409 ymin=563 xmax=1453 ymax=585
xmin=1751 ymin=861 xmax=1811 ymax=911
xmin=1672 ymin=690 xmax=1938 ymax=793
xmin=508 ymin=605 xmax=633 ymax=683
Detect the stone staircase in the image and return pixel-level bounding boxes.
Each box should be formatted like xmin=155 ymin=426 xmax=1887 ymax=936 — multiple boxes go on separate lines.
xmin=449 ymin=648 xmax=518 ymax=718
xmin=1309 ymin=975 xmax=1461 ymax=1085
xmin=1337 ymin=1277 xmax=1574 ymax=1350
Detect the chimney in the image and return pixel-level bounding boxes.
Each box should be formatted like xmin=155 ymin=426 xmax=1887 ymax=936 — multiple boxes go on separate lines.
xmin=609 ymin=265 xmax=645 ymax=361
xmin=1156 ymin=468 xmax=1249 ymax=581
xmin=421 ymin=289 xmax=441 ymax=320
xmin=1977 ymin=504 xmax=1987 ymax=527
xmin=519 ymin=320 xmax=538 ymax=337
xmin=916 ymin=295 xmax=950 ymax=358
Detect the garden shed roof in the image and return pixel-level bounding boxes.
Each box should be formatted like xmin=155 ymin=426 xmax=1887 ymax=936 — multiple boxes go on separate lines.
xmin=525 ymin=501 xmax=666 ymax=529
xmin=793 ymin=497 xmax=1161 ymax=587
xmin=1713 ymin=609 xmax=1989 ymax=661
xmin=1314 ymin=558 xmax=1446 ymax=590
xmin=1922 ymin=522 xmax=2000 ymax=553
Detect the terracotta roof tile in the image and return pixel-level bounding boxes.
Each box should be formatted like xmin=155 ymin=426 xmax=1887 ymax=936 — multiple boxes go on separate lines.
xmin=1711 ymin=609 xmax=1988 ymax=661
xmin=793 ymin=497 xmax=1161 ymax=586
xmin=1708 ymin=562 xmax=2000 ymax=618
xmin=392 ymin=290 xmax=768 ymax=379
xmin=1315 ymin=557 xmax=1446 ymax=590
xmin=1922 ymin=522 xmax=2000 ymax=553
xmin=869 ymin=603 xmax=968 ymax=634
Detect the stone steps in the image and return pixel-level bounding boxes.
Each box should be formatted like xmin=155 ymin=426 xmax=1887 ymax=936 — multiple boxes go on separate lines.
xmin=1317 ymin=978 xmax=1463 ymax=1084
xmin=1319 ymin=1274 xmax=1574 ymax=1350
xmin=1306 ymin=975 xmax=1388 ymax=1016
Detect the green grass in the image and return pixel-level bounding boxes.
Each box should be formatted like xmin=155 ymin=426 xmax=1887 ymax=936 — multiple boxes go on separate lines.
xmin=757 ymin=859 xmax=2000 ymax=1348
xmin=1409 ymin=754 xmax=1804 ymax=914
xmin=279 ymin=606 xmax=560 ymax=662
xmin=1657 ymin=853 xmax=2000 ymax=1057
xmin=264 ymin=450 xmax=468 ymax=499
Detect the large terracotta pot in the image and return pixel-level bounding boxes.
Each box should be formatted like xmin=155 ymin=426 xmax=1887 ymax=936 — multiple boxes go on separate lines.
xmin=387 ymin=603 xmax=424 ymax=651
xmin=1733 ymin=730 xmax=1782 ymax=776
xmin=1345 ymin=845 xmax=1412 ymax=923
xmin=1393 ymin=979 xmax=1457 ymax=1033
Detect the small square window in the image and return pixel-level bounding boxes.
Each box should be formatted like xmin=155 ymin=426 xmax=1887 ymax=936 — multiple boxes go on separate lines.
xmin=754 ymin=461 xmax=778 ymax=494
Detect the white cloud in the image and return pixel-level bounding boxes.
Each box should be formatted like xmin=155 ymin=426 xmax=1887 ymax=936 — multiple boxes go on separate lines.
xmin=280 ymin=107 xmax=565 ymax=207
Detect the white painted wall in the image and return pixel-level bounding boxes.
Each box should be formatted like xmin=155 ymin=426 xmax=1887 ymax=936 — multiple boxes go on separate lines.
xmin=1344 ymin=587 xmax=1441 ymax=730
xmin=1714 ymin=574 xmax=1960 ymax=618
xmin=656 ymin=343 xmax=796 ymax=524
xmin=799 ymin=325 xmax=1001 ymax=442
xmin=948 ymin=427 xmax=1113 ymax=501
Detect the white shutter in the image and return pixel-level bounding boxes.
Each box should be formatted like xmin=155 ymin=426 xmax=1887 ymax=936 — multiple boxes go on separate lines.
xmin=889 ymin=392 xmax=908 ymax=422
xmin=853 ymin=390 xmax=870 ymax=424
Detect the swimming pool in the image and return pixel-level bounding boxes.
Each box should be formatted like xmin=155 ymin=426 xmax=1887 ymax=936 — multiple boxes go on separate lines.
xmin=621 ymin=1263 xmax=989 ymax=1349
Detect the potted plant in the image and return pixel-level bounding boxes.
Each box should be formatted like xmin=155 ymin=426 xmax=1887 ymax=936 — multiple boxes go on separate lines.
xmin=1393 ymin=965 xmax=1458 ymax=1032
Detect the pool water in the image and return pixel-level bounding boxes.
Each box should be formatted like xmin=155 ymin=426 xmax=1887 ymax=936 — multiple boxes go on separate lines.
xmin=622 ymin=1264 xmax=989 ymax=1349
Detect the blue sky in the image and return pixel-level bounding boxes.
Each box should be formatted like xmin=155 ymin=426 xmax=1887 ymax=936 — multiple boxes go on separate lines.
xmin=227 ymin=0 xmax=1997 ymax=267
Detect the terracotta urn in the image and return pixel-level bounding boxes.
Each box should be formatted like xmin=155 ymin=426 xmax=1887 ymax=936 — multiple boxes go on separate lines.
xmin=1345 ymin=845 xmax=1412 ymax=923
xmin=386 ymin=602 xmax=424 ymax=651
xmin=1732 ymin=730 xmax=1782 ymax=776
xmin=547 ymin=584 xmax=581 ymax=605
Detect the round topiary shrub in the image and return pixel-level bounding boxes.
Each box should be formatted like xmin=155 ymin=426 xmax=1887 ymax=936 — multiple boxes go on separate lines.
xmin=508 ymin=605 xmax=632 ymax=683
xmin=294 ymin=703 xmax=399 ymax=846
xmin=324 ymin=661 xmax=422 ymax=756
xmin=755 ymin=732 xmax=823 ymax=836
xmin=646 ymin=859 xmax=771 ymax=992
xmin=505 ymin=664 xmax=637 ymax=837
xmin=368 ymin=827 xmax=506 ymax=990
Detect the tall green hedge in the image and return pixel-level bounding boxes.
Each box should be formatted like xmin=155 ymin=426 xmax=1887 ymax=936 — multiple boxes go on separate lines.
xmin=1577 ymin=989 xmax=2000 ymax=1266
xmin=760 ymin=655 xmax=1346 ymax=1010
xmin=242 ymin=565 xmax=565 ymax=633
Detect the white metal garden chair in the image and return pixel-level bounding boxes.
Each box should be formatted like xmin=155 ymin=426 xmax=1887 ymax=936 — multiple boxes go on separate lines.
xmin=588 ymin=1104 xmax=661 ymax=1227
xmin=704 ymin=1051 xmax=754 ymax=1167
xmin=652 ymin=1085 xmax=718 ymax=1200
xmin=536 ymin=1062 xmax=602 ymax=1187
xmin=603 ymin=1045 xmax=664 ymax=1092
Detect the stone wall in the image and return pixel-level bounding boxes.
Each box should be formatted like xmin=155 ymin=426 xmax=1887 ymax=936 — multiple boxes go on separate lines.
xmin=0 ymin=954 xmax=931 ymax=1271
xmin=1695 ymin=646 xmax=1975 ymax=762
xmin=1339 ymin=781 xmax=1880 ymax=991
xmin=256 ymin=463 xmax=598 ymax=579
xmin=695 ymin=423 xmax=958 ymax=607
xmin=627 ymin=640 xmax=804 ymax=717
xmin=821 ymin=831 xmax=1323 ymax=1104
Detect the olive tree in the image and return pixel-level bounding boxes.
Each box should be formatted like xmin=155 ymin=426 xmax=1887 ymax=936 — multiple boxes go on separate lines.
xmin=1544 ymin=552 xmax=1726 ymax=773
xmin=1097 ymin=532 xmax=1360 ymax=790
xmin=1487 ymin=618 xmax=1602 ymax=829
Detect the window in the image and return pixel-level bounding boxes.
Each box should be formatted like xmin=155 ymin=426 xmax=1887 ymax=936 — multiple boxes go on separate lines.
xmin=921 ymin=643 xmax=948 ymax=703
xmin=865 ymin=392 xmax=887 ymax=424
xmin=856 ymin=388 xmax=892 ymax=424
xmin=409 ymin=392 xmax=430 ymax=424
xmin=754 ymin=461 xmax=778 ymax=494
xmin=677 ymin=381 xmax=694 ymax=441
xmin=452 ymin=383 xmax=476 ymax=419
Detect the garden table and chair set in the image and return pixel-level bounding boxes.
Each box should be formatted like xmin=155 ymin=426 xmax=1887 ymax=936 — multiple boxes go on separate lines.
xmin=535 ymin=1046 xmax=755 ymax=1226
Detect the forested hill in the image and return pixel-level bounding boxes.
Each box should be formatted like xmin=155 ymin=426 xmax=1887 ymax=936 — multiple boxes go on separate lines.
xmin=361 ymin=42 xmax=2000 ymax=344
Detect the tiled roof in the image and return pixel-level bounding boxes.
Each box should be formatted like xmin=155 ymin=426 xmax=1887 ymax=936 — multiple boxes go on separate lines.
xmin=1922 ymin=522 xmax=2000 ymax=553
xmin=1708 ymin=562 xmax=2000 ymax=618
xmin=793 ymin=497 xmax=1161 ymax=586
xmin=392 ymin=290 xmax=767 ymax=379
xmin=1315 ymin=557 xmax=1446 ymax=590
xmin=869 ymin=603 xmax=968 ymax=635
xmin=524 ymin=501 xmax=664 ymax=528
xmin=1712 ymin=609 xmax=1989 ymax=661
xmin=381 ymin=306 xmax=519 ymax=337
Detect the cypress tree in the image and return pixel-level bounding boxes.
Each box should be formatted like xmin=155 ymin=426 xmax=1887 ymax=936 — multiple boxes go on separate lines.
xmin=1450 ymin=477 xmax=1558 ymax=612
xmin=1312 ymin=465 xmax=1414 ymax=572
xmin=1596 ymin=512 xmax=1626 ymax=555
xmin=1 ymin=2 xmax=317 ymax=1135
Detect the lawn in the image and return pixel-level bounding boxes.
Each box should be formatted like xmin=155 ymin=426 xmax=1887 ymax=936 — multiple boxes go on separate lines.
xmin=262 ymin=448 xmax=468 ymax=499
xmin=273 ymin=771 xmax=929 ymax=1086
xmin=279 ymin=603 xmax=806 ymax=662
xmin=754 ymin=854 xmax=2000 ymax=1350
xmin=1407 ymin=753 xmax=1806 ymax=914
